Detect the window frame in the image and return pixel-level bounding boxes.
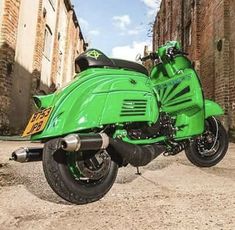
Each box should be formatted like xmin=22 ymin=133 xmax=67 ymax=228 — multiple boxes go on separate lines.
xmin=48 ymin=0 xmax=56 ymax=11
xmin=43 ymin=25 xmax=53 ymax=61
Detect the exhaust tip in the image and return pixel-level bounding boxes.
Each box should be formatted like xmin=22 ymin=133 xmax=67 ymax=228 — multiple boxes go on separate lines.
xmin=60 ymin=140 xmax=68 ymax=150
xmin=10 ymin=148 xmax=28 ymax=163
xmin=9 ymin=154 xmax=16 ymax=161
xmin=60 ymin=134 xmax=81 ymax=152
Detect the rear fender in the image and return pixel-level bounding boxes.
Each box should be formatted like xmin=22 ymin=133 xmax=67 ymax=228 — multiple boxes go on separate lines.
xmin=205 ymin=99 xmax=224 ymax=119
xmin=31 ymin=68 xmax=158 ymax=140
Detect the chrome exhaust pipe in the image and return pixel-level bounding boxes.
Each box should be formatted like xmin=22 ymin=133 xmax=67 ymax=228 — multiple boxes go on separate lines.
xmin=10 ymin=147 xmax=43 ymax=163
xmin=61 ymin=133 xmax=109 ymax=152
xmin=60 ymin=134 xmax=81 ymax=152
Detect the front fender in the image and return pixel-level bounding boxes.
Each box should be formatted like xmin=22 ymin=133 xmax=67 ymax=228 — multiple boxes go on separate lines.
xmin=205 ymin=99 xmax=224 ymax=119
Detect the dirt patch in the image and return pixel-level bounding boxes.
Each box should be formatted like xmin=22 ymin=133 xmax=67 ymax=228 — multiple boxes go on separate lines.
xmin=0 ymin=163 xmax=8 ymax=168
xmin=0 ymin=163 xmax=19 ymax=187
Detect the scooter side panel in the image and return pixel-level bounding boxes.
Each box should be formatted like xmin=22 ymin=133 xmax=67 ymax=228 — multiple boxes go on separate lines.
xmin=31 ymin=69 xmax=158 ymax=140
xmin=154 ymin=67 xmax=205 ymax=139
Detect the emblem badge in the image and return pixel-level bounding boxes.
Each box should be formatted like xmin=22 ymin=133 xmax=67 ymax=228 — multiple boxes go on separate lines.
xmin=86 ymin=50 xmax=102 ymax=60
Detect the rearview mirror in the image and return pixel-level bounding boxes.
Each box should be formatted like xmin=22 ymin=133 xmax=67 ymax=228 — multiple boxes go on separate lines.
xmin=135 ymin=53 xmax=142 ymax=62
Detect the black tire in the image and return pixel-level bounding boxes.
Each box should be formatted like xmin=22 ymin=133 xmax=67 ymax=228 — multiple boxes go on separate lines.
xmin=42 ymin=138 xmax=118 ymax=205
xmin=185 ymin=117 xmax=229 ymax=167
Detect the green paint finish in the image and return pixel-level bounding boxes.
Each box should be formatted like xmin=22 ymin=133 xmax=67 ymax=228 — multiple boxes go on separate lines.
xmin=122 ymin=136 xmax=166 ymax=145
xmin=33 ymin=94 xmax=55 ymax=109
xmin=67 ymin=153 xmax=82 ymax=179
xmin=30 ymin=41 xmax=224 ymax=144
xmin=154 ymin=68 xmax=205 ymax=138
xmin=205 ymin=99 xmax=224 ymax=118
xmin=32 ymin=68 xmax=157 ymax=140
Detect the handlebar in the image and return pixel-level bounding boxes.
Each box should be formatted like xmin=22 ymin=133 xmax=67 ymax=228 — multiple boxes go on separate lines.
xmin=141 ymin=48 xmax=188 ymax=62
xmin=166 ymin=47 xmax=189 ymax=59
xmin=141 ymin=52 xmax=159 ymax=62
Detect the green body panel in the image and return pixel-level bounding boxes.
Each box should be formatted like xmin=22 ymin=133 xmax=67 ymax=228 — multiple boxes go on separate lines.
xmin=32 ymin=68 xmax=158 ymax=140
xmin=150 ymin=41 xmax=205 ymax=139
xmin=204 ymin=99 xmax=224 ymax=118
xmin=30 ymin=41 xmax=224 ymax=143
xmin=33 ymin=94 xmax=55 ymax=109
xmin=152 ymin=58 xmax=205 ymax=139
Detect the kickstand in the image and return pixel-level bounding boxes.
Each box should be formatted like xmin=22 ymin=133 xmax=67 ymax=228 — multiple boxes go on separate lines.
xmin=135 ymin=167 xmax=142 ymax=176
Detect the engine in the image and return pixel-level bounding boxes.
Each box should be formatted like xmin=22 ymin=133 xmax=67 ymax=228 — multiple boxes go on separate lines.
xmin=125 ymin=113 xmax=176 ymax=140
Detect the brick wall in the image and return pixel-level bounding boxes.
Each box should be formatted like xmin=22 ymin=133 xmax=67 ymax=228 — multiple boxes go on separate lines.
xmin=153 ymin=0 xmax=235 ymax=136
xmin=62 ymin=9 xmax=83 ymax=83
xmin=0 ymin=0 xmax=86 ymax=134
xmin=182 ymin=0 xmax=200 ymax=71
xmin=48 ymin=1 xmax=84 ymax=89
xmin=153 ymin=0 xmax=182 ymax=51
xmin=0 ymin=0 xmax=21 ymax=134
xmin=50 ymin=0 xmax=61 ymax=89
xmin=62 ymin=10 xmax=74 ymax=83
xmin=199 ymin=0 xmax=219 ymax=99
xmin=31 ymin=0 xmax=47 ymax=96
xmin=228 ymin=0 xmax=235 ymax=137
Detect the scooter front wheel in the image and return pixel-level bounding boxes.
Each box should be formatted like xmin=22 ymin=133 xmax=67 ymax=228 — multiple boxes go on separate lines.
xmin=185 ymin=117 xmax=228 ymax=167
xmin=42 ymin=138 xmax=118 ymax=204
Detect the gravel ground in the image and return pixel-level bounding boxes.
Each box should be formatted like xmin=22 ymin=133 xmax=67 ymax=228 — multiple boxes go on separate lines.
xmin=0 ymin=141 xmax=234 ymax=230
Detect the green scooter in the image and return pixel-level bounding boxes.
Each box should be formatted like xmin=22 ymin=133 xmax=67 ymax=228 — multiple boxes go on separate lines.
xmin=11 ymin=41 xmax=228 ymax=204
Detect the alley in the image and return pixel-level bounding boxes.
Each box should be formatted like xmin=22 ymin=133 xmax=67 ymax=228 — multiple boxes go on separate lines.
xmin=0 ymin=141 xmax=234 ymax=229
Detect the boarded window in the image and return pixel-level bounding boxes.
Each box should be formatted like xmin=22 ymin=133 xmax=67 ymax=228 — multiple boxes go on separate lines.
xmin=43 ymin=25 xmax=53 ymax=60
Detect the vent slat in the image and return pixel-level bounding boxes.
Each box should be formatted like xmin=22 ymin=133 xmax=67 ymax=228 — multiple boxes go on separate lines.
xmin=123 ymin=100 xmax=147 ymax=102
xmin=123 ymin=103 xmax=147 ymax=106
xmin=120 ymin=114 xmax=146 ymax=117
xmin=121 ymin=111 xmax=146 ymax=113
xmin=122 ymin=106 xmax=147 ymax=109
xmin=121 ymin=99 xmax=147 ymax=117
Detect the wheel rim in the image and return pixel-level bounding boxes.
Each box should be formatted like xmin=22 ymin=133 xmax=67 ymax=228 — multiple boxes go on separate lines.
xmin=66 ymin=150 xmax=111 ymax=181
xmin=197 ymin=117 xmax=220 ymax=157
xmin=197 ymin=138 xmax=220 ymax=157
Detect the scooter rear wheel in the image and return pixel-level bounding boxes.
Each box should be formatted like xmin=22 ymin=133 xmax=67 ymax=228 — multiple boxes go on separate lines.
xmin=42 ymin=138 xmax=118 ymax=204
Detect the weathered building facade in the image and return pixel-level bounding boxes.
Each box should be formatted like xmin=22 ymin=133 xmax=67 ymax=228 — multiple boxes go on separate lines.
xmin=153 ymin=0 xmax=235 ymax=139
xmin=0 ymin=0 xmax=86 ymax=135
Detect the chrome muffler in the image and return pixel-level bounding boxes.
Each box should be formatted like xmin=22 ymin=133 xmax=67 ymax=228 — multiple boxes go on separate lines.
xmin=60 ymin=133 xmax=109 ymax=152
xmin=10 ymin=147 xmax=43 ymax=163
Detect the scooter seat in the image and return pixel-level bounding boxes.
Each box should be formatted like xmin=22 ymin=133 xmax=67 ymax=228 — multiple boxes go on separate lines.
xmin=111 ymin=58 xmax=148 ymax=76
xmin=75 ymin=49 xmax=148 ymax=76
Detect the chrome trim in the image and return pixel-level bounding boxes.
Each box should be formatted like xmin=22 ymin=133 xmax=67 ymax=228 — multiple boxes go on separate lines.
xmin=61 ymin=134 xmax=81 ymax=152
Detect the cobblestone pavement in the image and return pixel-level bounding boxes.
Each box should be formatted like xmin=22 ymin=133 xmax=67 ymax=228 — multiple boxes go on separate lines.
xmin=0 ymin=141 xmax=234 ymax=230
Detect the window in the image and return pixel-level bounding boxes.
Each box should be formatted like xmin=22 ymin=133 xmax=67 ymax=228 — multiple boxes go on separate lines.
xmin=43 ymin=25 xmax=53 ymax=60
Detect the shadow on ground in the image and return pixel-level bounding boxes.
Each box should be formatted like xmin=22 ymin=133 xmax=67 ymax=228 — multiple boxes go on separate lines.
xmin=0 ymin=161 xmax=70 ymax=205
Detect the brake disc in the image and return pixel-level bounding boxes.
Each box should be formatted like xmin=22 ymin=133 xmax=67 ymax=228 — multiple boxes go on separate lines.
xmin=77 ymin=150 xmax=111 ymax=180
